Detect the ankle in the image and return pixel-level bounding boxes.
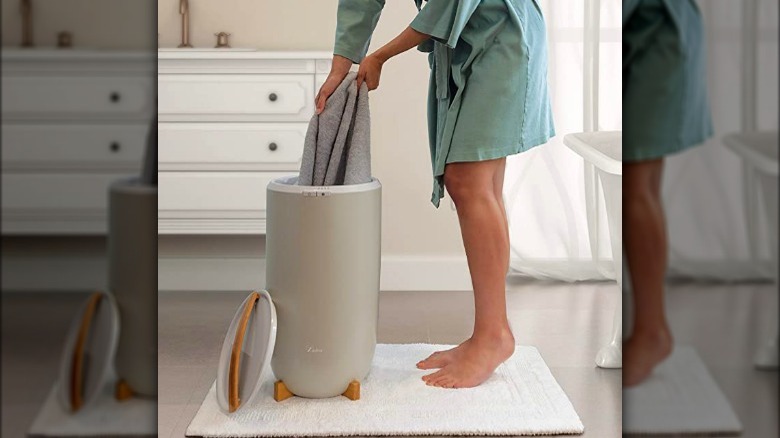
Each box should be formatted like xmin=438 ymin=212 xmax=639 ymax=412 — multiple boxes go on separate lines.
xmin=630 ymin=325 xmax=673 ymax=350
xmin=471 ymin=325 xmax=515 ymax=346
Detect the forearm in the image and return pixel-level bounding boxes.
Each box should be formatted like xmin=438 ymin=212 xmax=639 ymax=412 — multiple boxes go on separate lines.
xmin=330 ymin=54 xmax=353 ymax=76
xmin=372 ymin=26 xmax=430 ymax=63
xmin=334 ymin=0 xmax=386 ymax=63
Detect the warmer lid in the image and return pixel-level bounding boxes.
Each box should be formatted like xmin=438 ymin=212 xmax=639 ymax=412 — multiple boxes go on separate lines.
xmin=57 ymin=291 xmax=120 ymax=412
xmin=216 ymin=290 xmax=277 ymax=413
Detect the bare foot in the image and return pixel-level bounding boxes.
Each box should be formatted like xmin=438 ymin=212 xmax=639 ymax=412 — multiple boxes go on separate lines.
xmin=422 ymin=330 xmax=515 ymax=388
xmin=416 ymin=340 xmax=471 ymax=370
xmin=623 ymin=327 xmax=673 ymax=387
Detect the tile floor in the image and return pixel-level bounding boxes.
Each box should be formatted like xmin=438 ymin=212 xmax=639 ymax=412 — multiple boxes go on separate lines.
xmin=157 ymin=280 xmax=623 ymax=438
xmin=2 ymin=279 xmax=777 ymax=438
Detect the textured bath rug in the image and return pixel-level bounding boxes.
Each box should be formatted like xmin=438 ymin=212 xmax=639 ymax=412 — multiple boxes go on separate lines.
xmin=623 ymin=347 xmax=742 ymax=435
xmin=186 ymin=344 xmax=584 ymax=437
xmin=28 ymin=378 xmax=156 ymax=437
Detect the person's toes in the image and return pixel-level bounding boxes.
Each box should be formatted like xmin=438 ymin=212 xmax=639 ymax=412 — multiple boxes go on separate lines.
xmin=416 ymin=352 xmax=441 ymax=369
xmin=417 ymin=353 xmax=451 ymax=370
xmin=416 ymin=361 xmax=436 ymax=370
xmin=428 ymin=366 xmax=460 ymax=388
xmin=430 ymin=375 xmax=451 ymax=388
xmin=432 ymin=380 xmax=449 ymax=388
xmin=438 ymin=376 xmax=457 ymax=388
xmin=421 ymin=370 xmax=435 ymax=384
xmin=423 ymin=369 xmax=447 ymax=385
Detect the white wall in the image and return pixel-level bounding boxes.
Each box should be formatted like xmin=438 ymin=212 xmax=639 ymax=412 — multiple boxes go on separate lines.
xmin=1 ymin=0 xmax=155 ymax=49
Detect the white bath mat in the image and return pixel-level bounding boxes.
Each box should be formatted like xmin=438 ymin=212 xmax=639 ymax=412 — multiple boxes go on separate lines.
xmin=623 ymin=347 xmax=742 ymax=435
xmin=29 ymin=379 xmax=156 ymax=437
xmin=186 ymin=344 xmax=584 ymax=437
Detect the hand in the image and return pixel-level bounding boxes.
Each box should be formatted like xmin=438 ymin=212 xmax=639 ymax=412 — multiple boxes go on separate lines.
xmin=315 ymin=55 xmax=352 ymax=114
xmin=357 ymin=53 xmax=384 ymax=91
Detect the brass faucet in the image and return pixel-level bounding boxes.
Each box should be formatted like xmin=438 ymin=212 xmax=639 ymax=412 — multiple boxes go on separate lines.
xmin=20 ymin=0 xmax=33 ymax=47
xmin=178 ymin=0 xmax=193 ymax=48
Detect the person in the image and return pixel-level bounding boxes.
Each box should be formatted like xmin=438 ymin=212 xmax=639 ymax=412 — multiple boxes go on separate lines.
xmin=622 ymin=0 xmax=712 ymax=387
xmin=316 ymin=0 xmax=554 ymax=389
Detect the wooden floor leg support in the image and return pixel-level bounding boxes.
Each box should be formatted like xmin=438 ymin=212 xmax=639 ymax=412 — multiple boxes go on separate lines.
xmin=115 ymin=379 xmax=134 ymax=401
xmin=342 ymin=380 xmax=360 ymax=401
xmin=274 ymin=379 xmax=360 ymax=402
xmin=274 ymin=380 xmax=294 ymax=402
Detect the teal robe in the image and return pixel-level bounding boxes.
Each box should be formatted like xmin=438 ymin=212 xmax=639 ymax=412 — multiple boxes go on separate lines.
xmin=335 ymin=0 xmax=554 ymax=207
xmin=623 ymin=0 xmax=713 ymax=160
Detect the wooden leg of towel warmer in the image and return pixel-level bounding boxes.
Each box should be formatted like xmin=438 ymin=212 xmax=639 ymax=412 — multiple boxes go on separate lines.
xmin=115 ymin=379 xmax=134 ymax=401
xmin=342 ymin=380 xmax=360 ymax=401
xmin=273 ymin=380 xmax=294 ymax=402
xmin=274 ymin=379 xmax=360 ymax=401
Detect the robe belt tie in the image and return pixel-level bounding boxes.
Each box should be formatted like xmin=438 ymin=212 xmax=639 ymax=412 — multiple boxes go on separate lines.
xmin=414 ymin=1 xmax=450 ymax=100
xmin=433 ymin=43 xmax=451 ymax=100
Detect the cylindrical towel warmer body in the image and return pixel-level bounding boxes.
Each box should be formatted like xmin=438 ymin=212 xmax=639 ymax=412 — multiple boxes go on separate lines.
xmin=110 ymin=177 xmax=158 ymax=396
xmin=266 ymin=176 xmax=381 ymax=398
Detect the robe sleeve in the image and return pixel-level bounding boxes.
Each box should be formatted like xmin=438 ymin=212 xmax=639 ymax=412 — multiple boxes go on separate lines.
xmin=622 ymin=0 xmax=641 ymax=25
xmin=409 ymin=0 xmax=481 ymax=49
xmin=334 ymin=0 xmax=386 ymax=64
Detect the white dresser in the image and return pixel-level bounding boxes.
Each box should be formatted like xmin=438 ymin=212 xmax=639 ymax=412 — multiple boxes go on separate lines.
xmin=157 ymin=50 xmax=332 ymax=234
xmin=1 ymin=50 xmax=154 ymax=234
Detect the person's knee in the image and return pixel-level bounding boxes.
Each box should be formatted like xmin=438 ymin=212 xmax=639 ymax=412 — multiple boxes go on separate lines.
xmin=444 ymin=167 xmax=493 ymax=206
xmin=624 ymin=160 xmax=664 ymax=202
xmin=623 ymin=181 xmax=662 ymax=220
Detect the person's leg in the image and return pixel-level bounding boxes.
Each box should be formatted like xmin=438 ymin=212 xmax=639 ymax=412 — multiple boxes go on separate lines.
xmin=416 ymin=158 xmax=511 ymax=370
xmin=420 ymin=158 xmax=515 ymax=388
xmin=494 ymin=158 xmax=510 ymax=267
xmin=623 ymin=158 xmax=673 ymax=387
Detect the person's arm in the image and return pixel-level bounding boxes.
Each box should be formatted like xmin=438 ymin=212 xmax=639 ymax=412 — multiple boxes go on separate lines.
xmin=333 ymin=0 xmax=386 ymax=64
xmin=357 ymin=26 xmax=430 ymax=90
xmin=357 ymin=0 xmax=481 ymax=91
xmin=316 ymin=0 xmax=385 ymax=114
xmin=408 ymin=0 xmax=480 ymax=48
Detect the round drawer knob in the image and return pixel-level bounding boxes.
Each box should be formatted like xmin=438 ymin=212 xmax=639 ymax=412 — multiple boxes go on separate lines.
xmin=109 ymin=92 xmax=121 ymax=103
xmin=268 ymin=93 xmax=278 ymax=102
xmin=268 ymin=142 xmax=278 ymax=151
xmin=110 ymin=142 xmax=121 ymax=152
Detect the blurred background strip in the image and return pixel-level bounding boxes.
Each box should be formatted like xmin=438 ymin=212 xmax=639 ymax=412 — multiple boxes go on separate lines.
xmin=1 ymin=1 xmax=157 ymax=437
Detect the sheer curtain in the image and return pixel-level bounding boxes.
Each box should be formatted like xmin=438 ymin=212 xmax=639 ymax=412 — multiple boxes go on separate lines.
xmin=664 ymin=0 xmax=778 ymax=280
xmin=505 ymin=0 xmax=622 ymax=281
xmin=506 ymin=0 xmax=778 ymax=283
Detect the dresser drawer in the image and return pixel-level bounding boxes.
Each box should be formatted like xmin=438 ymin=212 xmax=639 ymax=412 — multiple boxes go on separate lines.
xmin=1 ymin=76 xmax=151 ymax=118
xmin=1 ymin=173 xmax=130 ymax=213
xmin=158 ymin=123 xmax=305 ymax=171
xmin=158 ymin=172 xmax=290 ymax=217
xmin=2 ymin=124 xmax=147 ymax=171
xmin=158 ymin=74 xmax=314 ymax=122
xmin=1 ymin=172 xmax=135 ymax=234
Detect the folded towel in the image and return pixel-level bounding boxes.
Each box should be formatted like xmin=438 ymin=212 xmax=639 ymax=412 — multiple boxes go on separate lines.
xmin=299 ymin=72 xmax=371 ymax=186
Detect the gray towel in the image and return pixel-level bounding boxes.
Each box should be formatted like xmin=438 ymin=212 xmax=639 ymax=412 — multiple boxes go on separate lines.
xmin=299 ymin=72 xmax=371 ymax=186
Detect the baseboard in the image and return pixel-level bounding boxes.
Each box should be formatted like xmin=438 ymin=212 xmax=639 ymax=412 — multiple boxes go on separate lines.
xmin=156 ymin=255 xmax=473 ymax=292
xmin=1 ymin=255 xmax=108 ymax=292
xmin=157 ymin=257 xmax=266 ymax=292
xmin=0 ymin=254 xmax=480 ymax=292
xmin=377 ymin=256 xmax=472 ymax=291
xmin=3 ymin=252 xmax=772 ymax=293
